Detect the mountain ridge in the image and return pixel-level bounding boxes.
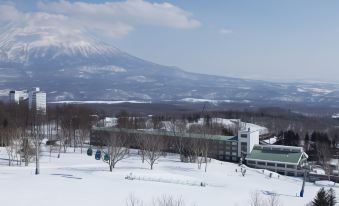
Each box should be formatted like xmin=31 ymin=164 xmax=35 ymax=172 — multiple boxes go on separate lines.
xmin=0 ymin=24 xmax=339 ymax=106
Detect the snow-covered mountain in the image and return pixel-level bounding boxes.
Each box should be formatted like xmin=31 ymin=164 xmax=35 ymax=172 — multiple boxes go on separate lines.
xmin=1 ymin=24 xmax=339 ymax=106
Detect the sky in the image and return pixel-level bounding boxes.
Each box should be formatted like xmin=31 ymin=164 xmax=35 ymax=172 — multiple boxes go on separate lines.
xmin=1 ymin=0 xmax=339 ymax=82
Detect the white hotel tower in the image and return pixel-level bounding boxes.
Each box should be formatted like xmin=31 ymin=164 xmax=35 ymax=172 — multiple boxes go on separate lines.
xmin=28 ymin=87 xmax=47 ymax=114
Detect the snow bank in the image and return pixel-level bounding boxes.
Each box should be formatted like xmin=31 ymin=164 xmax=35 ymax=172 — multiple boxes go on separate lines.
xmin=0 ymin=147 xmax=334 ymax=206
xmin=315 ymin=180 xmax=336 ymax=187
xmin=263 ymin=137 xmax=277 ymax=144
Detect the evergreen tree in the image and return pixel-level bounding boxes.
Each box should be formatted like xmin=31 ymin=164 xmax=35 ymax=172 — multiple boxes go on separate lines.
xmin=327 ymin=188 xmax=337 ymax=206
xmin=312 ymin=188 xmax=329 ymax=206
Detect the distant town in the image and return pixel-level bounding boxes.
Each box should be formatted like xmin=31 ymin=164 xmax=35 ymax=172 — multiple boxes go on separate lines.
xmin=9 ymin=87 xmax=46 ymax=114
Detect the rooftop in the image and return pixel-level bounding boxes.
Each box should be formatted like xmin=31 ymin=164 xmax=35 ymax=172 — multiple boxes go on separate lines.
xmin=246 ymin=145 xmax=307 ymax=164
xmin=93 ymin=127 xmax=237 ymax=142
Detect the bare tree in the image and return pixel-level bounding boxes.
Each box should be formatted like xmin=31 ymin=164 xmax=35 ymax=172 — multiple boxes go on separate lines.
xmin=316 ymin=142 xmax=331 ymax=179
xmin=5 ymin=128 xmax=16 ymax=166
xmin=135 ymin=133 xmax=146 ymax=163
xmin=143 ymin=135 xmax=164 ymax=170
xmin=266 ymin=194 xmax=282 ymax=206
xmin=249 ymin=191 xmax=283 ymax=206
xmin=21 ymin=136 xmax=34 ymax=166
xmin=188 ymin=124 xmax=211 ymax=171
xmin=126 ymin=194 xmax=143 ymax=206
xmin=125 ymin=194 xmax=185 ymax=206
xmin=103 ymin=131 xmax=129 ymax=171
xmin=30 ymin=113 xmax=46 ymax=175
xmin=78 ymin=107 xmax=91 ymax=154
xmin=153 ymin=195 xmax=185 ymax=206
xmin=78 ymin=128 xmax=89 ymax=154
xmin=249 ymin=191 xmax=264 ymax=206
xmin=176 ymin=136 xmax=196 ymax=163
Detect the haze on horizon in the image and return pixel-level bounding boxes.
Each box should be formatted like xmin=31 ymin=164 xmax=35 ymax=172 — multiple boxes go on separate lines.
xmin=1 ymin=0 xmax=339 ymax=83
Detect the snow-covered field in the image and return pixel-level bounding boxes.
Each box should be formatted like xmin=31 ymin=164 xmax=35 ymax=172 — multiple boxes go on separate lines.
xmin=0 ymin=146 xmax=336 ymax=206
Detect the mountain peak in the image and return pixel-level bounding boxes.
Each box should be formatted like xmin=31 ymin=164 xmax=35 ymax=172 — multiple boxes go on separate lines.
xmin=0 ymin=24 xmax=121 ymax=64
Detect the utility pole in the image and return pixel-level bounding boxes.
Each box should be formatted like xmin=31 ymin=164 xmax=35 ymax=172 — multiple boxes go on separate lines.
xmin=300 ymin=168 xmax=306 ymax=197
xmin=300 ymin=157 xmax=308 ymax=197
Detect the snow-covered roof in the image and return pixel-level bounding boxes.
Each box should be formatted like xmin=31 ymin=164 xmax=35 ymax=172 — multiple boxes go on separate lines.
xmin=93 ymin=127 xmax=237 ymax=142
xmin=246 ymin=145 xmax=308 ymax=164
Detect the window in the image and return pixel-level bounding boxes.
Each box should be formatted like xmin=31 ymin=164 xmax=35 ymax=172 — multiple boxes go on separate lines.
xmin=232 ymin=152 xmax=237 ymax=156
xmin=287 ymin=172 xmax=295 ymax=176
xmin=232 ymin=142 xmax=237 ymax=146
xmin=257 ymin=161 xmax=266 ymax=166
xmin=267 ymin=162 xmax=275 ymax=167
xmin=232 ymin=157 xmax=237 ymax=161
xmin=231 ymin=147 xmax=238 ymax=151
xmin=277 ymin=171 xmax=285 ymax=175
xmin=277 ymin=164 xmax=285 ymax=168
xmin=241 ymin=142 xmax=247 ymax=152
xmin=286 ymin=165 xmax=296 ymax=169
xmin=247 ymin=160 xmax=256 ymax=165
xmin=241 ymin=134 xmax=247 ymax=138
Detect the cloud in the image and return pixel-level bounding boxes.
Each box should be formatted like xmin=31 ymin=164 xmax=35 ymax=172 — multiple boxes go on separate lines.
xmin=0 ymin=0 xmax=200 ymax=39
xmin=38 ymin=0 xmax=200 ymax=29
xmin=219 ymin=28 xmax=233 ymax=35
xmin=0 ymin=3 xmax=23 ymax=22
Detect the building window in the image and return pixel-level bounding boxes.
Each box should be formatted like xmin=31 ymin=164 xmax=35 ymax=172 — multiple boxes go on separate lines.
xmin=241 ymin=134 xmax=247 ymax=138
xmin=277 ymin=170 xmax=285 ymax=175
xmin=267 ymin=162 xmax=275 ymax=167
xmin=287 ymin=172 xmax=295 ymax=176
xmin=247 ymin=160 xmax=256 ymax=165
xmin=232 ymin=142 xmax=237 ymax=146
xmin=277 ymin=164 xmax=285 ymax=168
xmin=257 ymin=161 xmax=266 ymax=166
xmin=241 ymin=142 xmax=247 ymax=152
xmin=286 ymin=165 xmax=296 ymax=169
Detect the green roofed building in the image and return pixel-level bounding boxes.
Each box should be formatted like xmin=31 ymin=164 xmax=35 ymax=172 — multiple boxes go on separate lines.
xmin=91 ymin=126 xmax=260 ymax=163
xmin=245 ymin=144 xmax=308 ymax=177
xmin=91 ymin=125 xmax=308 ymax=177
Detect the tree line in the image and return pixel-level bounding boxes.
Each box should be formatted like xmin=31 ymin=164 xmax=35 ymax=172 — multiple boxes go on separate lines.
xmin=0 ymin=102 xmax=93 ymax=174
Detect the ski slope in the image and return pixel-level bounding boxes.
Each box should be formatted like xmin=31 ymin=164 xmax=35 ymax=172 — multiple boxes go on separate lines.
xmin=0 ymin=146 xmax=336 ymax=206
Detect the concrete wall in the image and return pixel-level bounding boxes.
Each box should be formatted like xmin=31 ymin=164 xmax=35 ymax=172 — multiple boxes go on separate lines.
xmin=237 ymin=129 xmax=259 ymax=157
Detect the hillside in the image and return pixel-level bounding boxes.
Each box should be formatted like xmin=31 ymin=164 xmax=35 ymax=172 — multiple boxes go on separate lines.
xmin=0 ymin=146 xmax=333 ymax=206
xmin=1 ymin=25 xmax=339 ymax=106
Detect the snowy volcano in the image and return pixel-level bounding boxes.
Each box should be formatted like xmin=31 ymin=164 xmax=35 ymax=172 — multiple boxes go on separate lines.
xmin=1 ymin=24 xmax=339 ymax=105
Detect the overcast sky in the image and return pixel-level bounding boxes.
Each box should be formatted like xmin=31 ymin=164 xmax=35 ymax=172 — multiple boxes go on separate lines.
xmin=1 ymin=0 xmax=339 ymax=82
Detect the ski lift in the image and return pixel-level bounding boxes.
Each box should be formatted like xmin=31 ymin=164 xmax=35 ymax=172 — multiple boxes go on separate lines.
xmin=104 ymin=153 xmax=110 ymax=162
xmin=95 ymin=150 xmax=102 ymax=160
xmin=87 ymin=148 xmax=93 ymax=156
